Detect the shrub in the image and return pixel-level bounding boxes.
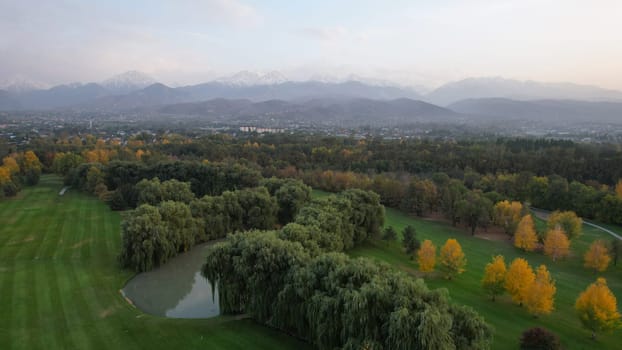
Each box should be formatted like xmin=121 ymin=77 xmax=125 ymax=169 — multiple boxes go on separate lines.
xmin=520 ymin=327 xmax=562 ymax=350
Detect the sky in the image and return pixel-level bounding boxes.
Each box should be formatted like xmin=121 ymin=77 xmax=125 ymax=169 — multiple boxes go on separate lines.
xmin=1 ymin=0 xmax=621 ymax=90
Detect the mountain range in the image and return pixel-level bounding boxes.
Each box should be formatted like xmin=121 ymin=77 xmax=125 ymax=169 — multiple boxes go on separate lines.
xmin=2 ymin=71 xmax=622 ymax=126
xmin=157 ymin=98 xmax=460 ymax=126
xmin=3 ymin=71 xmax=622 ymax=111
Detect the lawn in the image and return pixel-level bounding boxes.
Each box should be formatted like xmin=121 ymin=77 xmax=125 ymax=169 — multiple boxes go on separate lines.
xmin=349 ymin=205 xmax=622 ymax=349
xmin=0 ymin=175 xmax=310 ymax=350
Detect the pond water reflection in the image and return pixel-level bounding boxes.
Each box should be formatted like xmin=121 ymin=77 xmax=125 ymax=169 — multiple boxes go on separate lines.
xmin=122 ymin=243 xmax=219 ymax=318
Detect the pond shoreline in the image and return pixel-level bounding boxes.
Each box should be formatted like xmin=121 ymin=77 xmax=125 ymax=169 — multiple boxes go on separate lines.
xmin=121 ymin=241 xmax=222 ymax=319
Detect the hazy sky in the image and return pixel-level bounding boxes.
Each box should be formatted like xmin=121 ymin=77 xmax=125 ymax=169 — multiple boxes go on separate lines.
xmin=1 ymin=0 xmax=621 ymax=89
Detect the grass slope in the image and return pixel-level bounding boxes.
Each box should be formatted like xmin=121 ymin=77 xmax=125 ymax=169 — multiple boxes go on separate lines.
xmin=0 ymin=175 xmax=310 ymax=350
xmin=349 ymin=205 xmax=622 ymax=349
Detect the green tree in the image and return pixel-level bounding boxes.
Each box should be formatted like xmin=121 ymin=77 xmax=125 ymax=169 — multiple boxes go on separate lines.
xmin=402 ymin=225 xmax=420 ymax=257
xmin=609 ymin=239 xmax=621 ymax=266
xmin=457 ymin=191 xmax=493 ymax=235
xmin=441 ymin=179 xmax=467 ymax=226
xmin=382 ymin=226 xmax=397 ymax=241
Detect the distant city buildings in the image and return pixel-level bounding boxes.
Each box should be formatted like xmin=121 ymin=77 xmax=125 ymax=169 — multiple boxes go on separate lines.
xmin=239 ymin=126 xmax=285 ymax=134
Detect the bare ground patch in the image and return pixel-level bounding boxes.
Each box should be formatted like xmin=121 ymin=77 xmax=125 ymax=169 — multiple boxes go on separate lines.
xmin=70 ymin=238 xmax=93 ymax=249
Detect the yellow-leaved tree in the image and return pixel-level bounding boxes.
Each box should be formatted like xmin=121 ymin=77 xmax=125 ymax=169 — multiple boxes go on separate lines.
xmin=505 ymin=258 xmax=535 ymax=305
xmin=584 ymin=240 xmax=611 ymax=272
xmin=0 ymin=166 xmax=11 ymax=185
xmin=525 ymin=265 xmax=556 ymax=317
xmin=575 ymin=278 xmax=621 ymax=340
xmin=439 ymin=238 xmax=466 ymax=279
xmin=2 ymin=156 xmax=19 ymax=174
xmin=616 ymin=179 xmax=622 ymax=198
xmin=493 ymin=200 xmax=523 ymax=236
xmin=482 ymin=255 xmax=506 ymax=301
xmin=543 ymin=228 xmax=570 ymax=262
xmin=417 ymin=239 xmax=436 ymax=272
xmin=514 ymin=214 xmax=538 ymax=252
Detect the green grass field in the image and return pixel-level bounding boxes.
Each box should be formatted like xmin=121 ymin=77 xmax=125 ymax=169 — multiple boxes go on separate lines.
xmin=0 ymin=175 xmax=310 ymax=350
xmin=349 ymin=205 xmax=622 ymax=349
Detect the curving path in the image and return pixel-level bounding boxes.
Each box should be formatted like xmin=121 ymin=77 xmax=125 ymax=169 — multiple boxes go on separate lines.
xmin=531 ymin=207 xmax=622 ymax=241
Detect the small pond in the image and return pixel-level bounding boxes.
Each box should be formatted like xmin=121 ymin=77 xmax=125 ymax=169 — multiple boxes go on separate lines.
xmin=122 ymin=242 xmax=219 ymax=318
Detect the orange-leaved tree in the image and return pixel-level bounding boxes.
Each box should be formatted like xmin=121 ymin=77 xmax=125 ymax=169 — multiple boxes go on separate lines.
xmin=575 ymin=278 xmax=621 ymax=340
xmin=505 ymin=258 xmax=535 ymax=305
xmin=417 ymin=239 xmax=436 ymax=272
xmin=439 ymin=238 xmax=466 ymax=279
xmin=514 ymin=214 xmax=538 ymax=252
xmin=584 ymin=240 xmax=611 ymax=272
xmin=482 ymin=255 xmax=506 ymax=301
xmin=543 ymin=228 xmax=570 ymax=262
xmin=525 ymin=265 xmax=556 ymax=317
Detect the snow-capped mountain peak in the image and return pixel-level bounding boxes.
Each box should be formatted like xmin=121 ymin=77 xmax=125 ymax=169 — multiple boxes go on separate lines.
xmin=102 ymin=70 xmax=157 ymax=93
xmin=215 ymin=70 xmax=288 ymax=86
xmin=0 ymin=76 xmax=48 ymax=93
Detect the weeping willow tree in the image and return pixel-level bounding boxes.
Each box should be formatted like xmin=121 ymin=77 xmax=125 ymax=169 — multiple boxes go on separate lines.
xmin=202 ymin=231 xmax=309 ymax=316
xmin=205 ymin=236 xmax=493 ymax=349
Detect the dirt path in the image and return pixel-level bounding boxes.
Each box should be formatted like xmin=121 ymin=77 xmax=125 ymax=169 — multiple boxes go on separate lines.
xmin=531 ymin=207 xmax=622 ymax=241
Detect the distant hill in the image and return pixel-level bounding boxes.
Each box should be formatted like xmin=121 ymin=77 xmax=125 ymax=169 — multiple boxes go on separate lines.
xmin=87 ymin=83 xmax=189 ymax=110
xmin=426 ymin=77 xmax=622 ymax=106
xmin=0 ymin=90 xmax=20 ymax=110
xmin=448 ymin=98 xmax=622 ymax=123
xmin=158 ymin=98 xmax=459 ymax=126
xmin=17 ymin=83 xmax=110 ymax=109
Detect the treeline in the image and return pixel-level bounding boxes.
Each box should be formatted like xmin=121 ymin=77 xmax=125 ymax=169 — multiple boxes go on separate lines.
xmin=203 ymin=191 xmax=492 ymax=349
xmin=119 ymin=177 xmax=311 ymax=272
xmin=29 ymin=133 xmax=622 ymax=185
xmin=60 ymin=159 xmax=263 ymax=210
xmin=285 ymin=167 xmax=622 ymax=226
xmin=41 ymin=135 xmax=622 ymax=225
xmin=0 ymin=151 xmax=42 ymax=198
xmin=132 ymin=135 xmax=622 ymax=184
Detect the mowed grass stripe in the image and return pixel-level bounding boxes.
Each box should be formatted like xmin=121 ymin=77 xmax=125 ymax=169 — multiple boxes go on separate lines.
xmin=33 ymin=194 xmax=65 ymax=261
xmin=0 ymin=259 xmax=15 ymax=349
xmin=40 ymin=261 xmax=71 ymax=349
xmin=34 ymin=263 xmax=59 ymax=349
xmin=10 ymin=262 xmax=33 ymax=350
xmin=54 ymin=261 xmax=96 ymax=349
xmin=0 ymin=195 xmax=38 ymax=259
xmin=70 ymin=195 xmax=89 ymax=260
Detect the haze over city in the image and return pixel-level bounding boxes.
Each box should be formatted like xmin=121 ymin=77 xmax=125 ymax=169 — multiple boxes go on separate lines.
xmin=1 ymin=0 xmax=621 ymax=90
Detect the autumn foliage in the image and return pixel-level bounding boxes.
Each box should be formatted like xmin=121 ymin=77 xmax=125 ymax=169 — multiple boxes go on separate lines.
xmin=514 ymin=214 xmax=538 ymax=252
xmin=575 ymin=278 xmax=621 ymax=339
xmin=493 ymin=200 xmax=523 ymax=235
xmin=543 ymin=228 xmax=570 ymax=261
xmin=584 ymin=240 xmax=611 ymax=272
xmin=547 ymin=210 xmax=582 ymax=239
xmin=439 ymin=238 xmax=467 ymax=279
xmin=505 ymin=258 xmax=535 ymax=305
xmin=525 ymin=265 xmax=556 ymax=317
xmin=417 ymin=239 xmax=436 ymax=272
xmin=482 ymin=255 xmax=506 ymax=301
